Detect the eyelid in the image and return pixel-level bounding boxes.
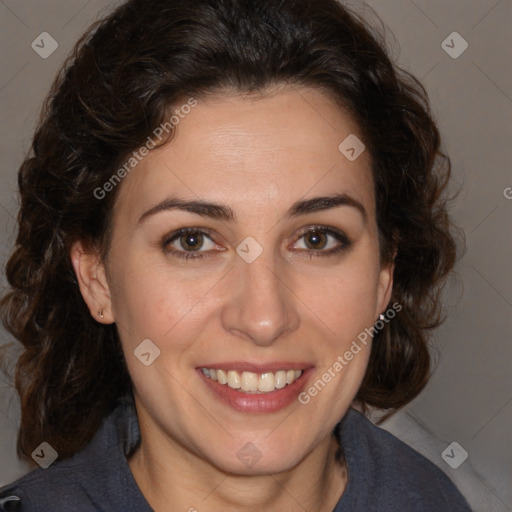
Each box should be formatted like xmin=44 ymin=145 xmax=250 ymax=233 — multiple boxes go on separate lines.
xmin=162 ymin=226 xmax=216 ymax=245
xmin=294 ymin=224 xmax=347 ymax=238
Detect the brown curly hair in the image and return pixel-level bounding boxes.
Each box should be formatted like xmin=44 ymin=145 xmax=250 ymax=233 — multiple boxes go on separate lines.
xmin=1 ymin=0 xmax=457 ymax=461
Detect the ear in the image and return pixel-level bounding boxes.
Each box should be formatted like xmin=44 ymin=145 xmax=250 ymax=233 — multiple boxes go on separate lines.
xmin=375 ymin=258 xmax=394 ymax=318
xmin=70 ymin=240 xmax=114 ymax=324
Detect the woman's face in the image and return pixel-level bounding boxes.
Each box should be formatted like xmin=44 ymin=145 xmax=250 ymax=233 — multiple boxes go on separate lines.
xmin=85 ymin=86 xmax=393 ymax=475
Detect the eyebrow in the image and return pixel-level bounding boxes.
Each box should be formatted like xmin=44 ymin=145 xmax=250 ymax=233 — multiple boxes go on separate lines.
xmin=138 ymin=193 xmax=367 ymax=224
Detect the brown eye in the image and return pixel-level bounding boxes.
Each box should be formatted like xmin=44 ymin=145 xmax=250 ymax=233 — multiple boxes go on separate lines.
xmin=291 ymin=226 xmax=352 ymax=257
xmin=179 ymin=232 xmax=204 ymax=251
xmin=303 ymin=230 xmax=328 ymax=250
xmin=163 ymin=228 xmax=217 ymax=259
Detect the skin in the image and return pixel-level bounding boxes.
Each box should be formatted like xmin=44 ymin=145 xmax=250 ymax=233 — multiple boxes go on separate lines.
xmin=71 ymin=85 xmax=394 ymax=512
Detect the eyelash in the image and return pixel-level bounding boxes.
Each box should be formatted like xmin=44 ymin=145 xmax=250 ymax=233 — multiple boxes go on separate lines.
xmin=162 ymin=226 xmax=352 ymax=261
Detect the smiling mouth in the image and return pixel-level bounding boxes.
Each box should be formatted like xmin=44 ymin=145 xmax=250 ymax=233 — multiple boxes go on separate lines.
xmin=199 ymin=368 xmax=304 ymax=393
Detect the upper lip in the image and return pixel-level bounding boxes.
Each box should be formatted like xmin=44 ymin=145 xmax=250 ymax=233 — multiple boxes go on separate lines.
xmin=196 ymin=362 xmax=313 ymax=373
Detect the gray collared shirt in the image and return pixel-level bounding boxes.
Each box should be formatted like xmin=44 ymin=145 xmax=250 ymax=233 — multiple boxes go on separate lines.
xmin=0 ymin=396 xmax=472 ymax=511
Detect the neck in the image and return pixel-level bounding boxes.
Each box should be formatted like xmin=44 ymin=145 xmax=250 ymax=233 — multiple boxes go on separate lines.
xmin=129 ymin=420 xmax=347 ymax=512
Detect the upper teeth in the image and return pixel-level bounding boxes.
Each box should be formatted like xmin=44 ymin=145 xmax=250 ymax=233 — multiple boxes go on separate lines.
xmin=201 ymin=368 xmax=303 ymax=393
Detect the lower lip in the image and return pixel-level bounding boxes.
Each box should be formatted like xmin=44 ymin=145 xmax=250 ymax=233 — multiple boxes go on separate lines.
xmin=197 ymin=368 xmax=313 ymax=413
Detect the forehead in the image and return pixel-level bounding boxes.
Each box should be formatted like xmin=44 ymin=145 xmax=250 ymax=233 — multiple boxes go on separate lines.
xmin=113 ymin=86 xmax=374 ymax=224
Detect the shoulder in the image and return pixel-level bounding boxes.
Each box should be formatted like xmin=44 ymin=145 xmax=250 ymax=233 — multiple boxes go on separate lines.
xmin=336 ymin=408 xmax=473 ymax=511
xmin=0 ymin=397 xmax=150 ymax=512
xmin=0 ymin=456 xmax=98 ymax=512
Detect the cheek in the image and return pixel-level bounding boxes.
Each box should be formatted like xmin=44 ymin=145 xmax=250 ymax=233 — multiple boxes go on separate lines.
xmin=331 ymin=273 xmax=380 ymax=333
xmin=108 ymin=258 xmax=222 ymax=351
xmin=293 ymin=251 xmax=381 ymax=342
xmin=110 ymin=263 xmax=170 ymax=335
xmin=108 ymin=262 xmax=212 ymax=397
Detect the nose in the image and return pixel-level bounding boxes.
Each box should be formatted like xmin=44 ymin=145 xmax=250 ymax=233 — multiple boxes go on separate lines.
xmin=220 ymin=250 xmax=300 ymax=346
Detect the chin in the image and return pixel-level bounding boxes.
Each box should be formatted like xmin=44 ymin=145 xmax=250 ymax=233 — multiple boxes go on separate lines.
xmin=206 ymin=446 xmax=301 ymax=477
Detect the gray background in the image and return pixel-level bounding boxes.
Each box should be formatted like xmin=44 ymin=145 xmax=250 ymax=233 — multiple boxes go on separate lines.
xmin=0 ymin=1 xmax=510 ymax=511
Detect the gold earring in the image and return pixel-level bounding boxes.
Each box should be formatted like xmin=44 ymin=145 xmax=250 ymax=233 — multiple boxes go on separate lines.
xmin=99 ymin=309 xmax=104 ymax=319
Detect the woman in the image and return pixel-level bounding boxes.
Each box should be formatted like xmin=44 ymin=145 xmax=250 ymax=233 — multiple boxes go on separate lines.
xmin=0 ymin=0 xmax=472 ymax=510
